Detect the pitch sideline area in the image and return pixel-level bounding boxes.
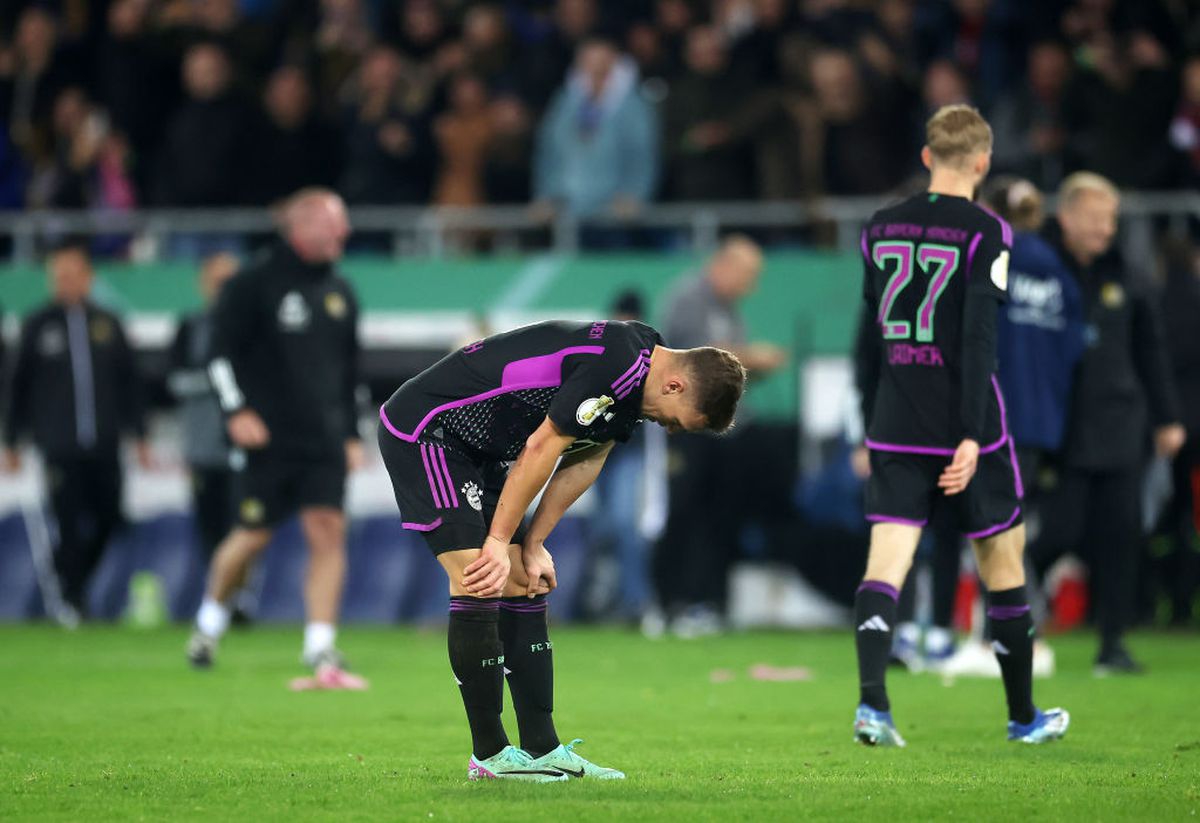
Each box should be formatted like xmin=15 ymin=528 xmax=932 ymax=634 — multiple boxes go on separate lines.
xmin=1 ymin=626 xmax=1196 ymax=821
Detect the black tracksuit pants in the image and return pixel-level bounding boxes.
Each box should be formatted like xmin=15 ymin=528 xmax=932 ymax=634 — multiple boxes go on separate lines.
xmin=45 ymin=455 xmax=124 ymax=612
xmin=1030 ymin=464 xmax=1142 ymax=649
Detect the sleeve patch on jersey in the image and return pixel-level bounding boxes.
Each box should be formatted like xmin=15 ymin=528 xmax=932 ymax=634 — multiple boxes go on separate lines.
xmin=576 ymin=395 xmax=615 ymax=427
xmin=990 ymin=250 xmax=1010 ymax=291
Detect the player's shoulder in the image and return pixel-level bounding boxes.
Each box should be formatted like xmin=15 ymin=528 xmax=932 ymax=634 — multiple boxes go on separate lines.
xmin=965 ymin=200 xmax=1014 ymax=248
xmin=600 ymin=319 xmax=663 ymax=352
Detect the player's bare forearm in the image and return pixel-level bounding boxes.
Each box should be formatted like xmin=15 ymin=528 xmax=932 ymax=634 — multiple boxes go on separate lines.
xmin=527 ymin=442 xmax=613 ymax=545
xmin=487 ymin=417 xmax=576 ymax=545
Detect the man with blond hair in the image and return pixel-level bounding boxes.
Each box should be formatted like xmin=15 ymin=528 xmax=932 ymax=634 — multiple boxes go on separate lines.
xmin=187 ymin=189 xmax=366 ymax=688
xmin=854 ymin=105 xmax=1068 ymax=746
xmin=1031 ymin=172 xmax=1184 ymax=674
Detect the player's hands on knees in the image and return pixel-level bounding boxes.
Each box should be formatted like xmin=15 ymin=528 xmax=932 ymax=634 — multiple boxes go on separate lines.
xmin=938 ymin=438 xmax=980 ymax=496
xmin=463 ymin=535 xmax=512 ymax=597
xmin=228 ymin=409 xmax=271 ymax=449
xmin=522 ymin=542 xmax=557 ymax=598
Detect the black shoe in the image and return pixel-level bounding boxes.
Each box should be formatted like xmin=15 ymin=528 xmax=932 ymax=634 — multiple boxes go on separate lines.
xmin=1094 ymin=644 xmax=1145 ymax=676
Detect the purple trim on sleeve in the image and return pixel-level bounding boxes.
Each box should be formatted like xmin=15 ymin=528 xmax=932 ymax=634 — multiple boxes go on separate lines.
xmin=860 ymin=228 xmax=869 ymax=259
xmin=975 ymin=202 xmax=1014 ymax=246
xmin=857 ymin=580 xmax=900 ymax=602
xmin=965 ymin=506 xmax=1022 ymax=539
xmin=986 ymin=604 xmax=1031 ymax=620
xmin=612 ymin=349 xmax=651 ymax=399
xmin=379 ymin=345 xmax=607 ymax=443
xmin=402 ymin=516 xmax=443 ymax=532
xmin=612 ymin=349 xmax=650 ymax=388
xmin=866 ymin=514 xmax=928 ymax=528
xmin=965 ymin=232 xmax=983 ymax=276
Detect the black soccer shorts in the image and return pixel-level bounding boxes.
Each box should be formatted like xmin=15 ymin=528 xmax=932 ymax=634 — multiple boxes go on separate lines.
xmin=865 ymin=441 xmax=1024 ymax=539
xmin=234 ymin=450 xmax=346 ymax=529
xmin=377 ymin=420 xmax=528 ymax=555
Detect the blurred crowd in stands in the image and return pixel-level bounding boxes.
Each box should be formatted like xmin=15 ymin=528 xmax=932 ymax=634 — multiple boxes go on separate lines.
xmin=4 ymin=0 xmax=1200 ymax=226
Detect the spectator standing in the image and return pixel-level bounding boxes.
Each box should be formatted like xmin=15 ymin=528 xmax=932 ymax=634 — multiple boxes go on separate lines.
xmin=1031 ymin=173 xmax=1185 ymax=673
xmin=483 ymin=94 xmax=533 ymax=204
xmin=806 ymin=49 xmax=911 ymax=196
xmin=250 ymin=66 xmax=340 ymax=206
xmin=433 ymin=73 xmax=493 ymax=208
xmin=662 ymin=25 xmax=754 ymax=201
xmin=1158 ymin=237 xmax=1200 ymax=627
xmin=338 ymin=47 xmax=435 ymax=205
xmin=1 ymin=7 xmax=73 ymax=167
xmin=656 ymin=236 xmax=785 ymax=634
xmin=2 ymin=241 xmax=150 ymax=624
xmin=154 ymin=42 xmax=250 ymax=207
xmin=167 ymin=253 xmax=239 ymax=566
xmin=95 ymin=0 xmax=177 ymax=195
xmin=1062 ymin=31 xmax=1177 ymax=189
xmin=532 ymin=39 xmax=658 ymax=223
xmin=991 ymin=42 xmax=1073 ymax=190
xmin=1168 ymin=55 xmax=1200 ymax=187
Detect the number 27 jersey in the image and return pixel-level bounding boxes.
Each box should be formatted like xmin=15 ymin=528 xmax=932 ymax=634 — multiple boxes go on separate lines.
xmin=860 ymin=192 xmax=1012 ymax=452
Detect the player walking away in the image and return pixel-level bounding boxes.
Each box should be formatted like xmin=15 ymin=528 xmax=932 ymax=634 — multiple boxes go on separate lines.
xmin=186 ymin=189 xmax=367 ymax=688
xmin=378 ymin=320 xmax=745 ymax=780
xmin=854 ymin=105 xmax=1068 ymax=747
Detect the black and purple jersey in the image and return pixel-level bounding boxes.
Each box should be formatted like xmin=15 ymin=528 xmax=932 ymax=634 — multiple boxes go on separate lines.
xmin=858 ymin=192 xmax=1013 ymax=454
xmin=379 ymin=320 xmax=664 ymax=461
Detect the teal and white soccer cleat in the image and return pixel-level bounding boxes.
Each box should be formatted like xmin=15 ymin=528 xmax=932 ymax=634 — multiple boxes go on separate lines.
xmin=527 ymin=739 xmax=626 ymax=779
xmin=1008 ymin=707 xmax=1070 ymax=743
xmin=854 ymin=704 xmax=907 ymax=747
xmin=468 ymin=745 xmax=568 ymax=782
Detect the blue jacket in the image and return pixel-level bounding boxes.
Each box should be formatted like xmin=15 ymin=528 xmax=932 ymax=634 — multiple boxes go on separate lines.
xmin=533 ymin=60 xmax=659 ymax=217
xmin=996 ymin=231 xmax=1087 ymax=451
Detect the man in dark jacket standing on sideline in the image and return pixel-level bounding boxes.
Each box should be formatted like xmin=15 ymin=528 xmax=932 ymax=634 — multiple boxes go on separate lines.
xmin=3 ymin=240 xmax=150 ymax=625
xmin=1032 ymin=172 xmax=1185 ymax=674
xmin=187 ymin=188 xmax=366 ymax=689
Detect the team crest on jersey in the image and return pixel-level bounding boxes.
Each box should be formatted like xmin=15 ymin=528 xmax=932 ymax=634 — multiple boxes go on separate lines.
xmin=990 ymin=250 xmax=1010 ymax=291
xmin=461 ymin=481 xmax=483 ymax=511
xmin=240 ymin=497 xmax=265 ymax=524
xmin=576 ymin=395 xmax=614 ymax=427
xmin=278 ymin=291 xmax=311 ymax=331
xmin=324 ymin=292 xmax=347 ymax=319
xmin=1101 ymin=282 xmax=1125 ymax=309
xmin=90 ymin=317 xmax=113 ymax=344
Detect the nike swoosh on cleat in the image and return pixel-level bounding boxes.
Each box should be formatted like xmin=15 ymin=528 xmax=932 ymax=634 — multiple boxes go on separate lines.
xmin=556 ymin=767 xmax=585 ymax=778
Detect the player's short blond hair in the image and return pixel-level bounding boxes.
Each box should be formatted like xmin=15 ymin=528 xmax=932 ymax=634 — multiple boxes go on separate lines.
xmin=1058 ymin=171 xmax=1120 ymax=209
xmin=925 ymin=104 xmax=993 ymax=166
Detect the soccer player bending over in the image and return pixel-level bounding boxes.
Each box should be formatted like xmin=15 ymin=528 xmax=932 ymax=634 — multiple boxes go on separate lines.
xmin=853 ymin=105 xmax=1069 ymax=746
xmin=378 ymin=320 xmax=745 ymax=780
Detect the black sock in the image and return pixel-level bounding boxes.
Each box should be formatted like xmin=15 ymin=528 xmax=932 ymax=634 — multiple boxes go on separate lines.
xmin=854 ymin=581 xmax=898 ymax=712
xmin=499 ymin=596 xmax=559 ymax=757
xmin=448 ymin=597 xmax=509 ymax=759
xmin=987 ymin=586 xmax=1036 ymax=725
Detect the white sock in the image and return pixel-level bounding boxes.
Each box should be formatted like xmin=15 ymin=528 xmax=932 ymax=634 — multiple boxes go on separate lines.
xmin=196 ymin=598 xmax=231 ymax=639
xmin=304 ymin=622 xmax=336 ymax=659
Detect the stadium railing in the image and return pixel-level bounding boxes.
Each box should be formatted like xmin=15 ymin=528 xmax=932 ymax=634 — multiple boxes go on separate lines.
xmin=1 ymin=191 xmax=1197 ymax=264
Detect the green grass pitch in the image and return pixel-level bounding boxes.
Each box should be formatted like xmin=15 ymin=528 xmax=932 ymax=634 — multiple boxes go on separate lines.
xmin=1 ymin=625 xmax=1197 ymax=821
